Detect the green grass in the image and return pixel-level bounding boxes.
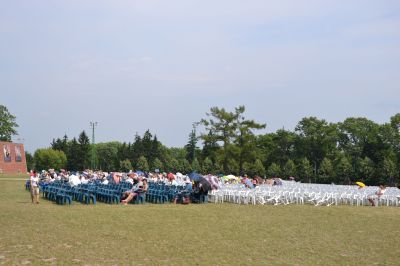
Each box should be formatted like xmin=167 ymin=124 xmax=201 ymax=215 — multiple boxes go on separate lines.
xmin=0 ymin=177 xmax=399 ymax=265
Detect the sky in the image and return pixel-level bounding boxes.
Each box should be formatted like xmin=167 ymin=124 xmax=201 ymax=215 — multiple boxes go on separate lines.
xmin=1 ymin=0 xmax=400 ymax=153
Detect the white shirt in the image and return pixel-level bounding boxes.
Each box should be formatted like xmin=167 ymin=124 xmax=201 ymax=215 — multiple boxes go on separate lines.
xmin=30 ymin=176 xmax=39 ymax=188
xmin=69 ymin=174 xmax=81 ymax=186
xmin=377 ymin=188 xmax=386 ymax=196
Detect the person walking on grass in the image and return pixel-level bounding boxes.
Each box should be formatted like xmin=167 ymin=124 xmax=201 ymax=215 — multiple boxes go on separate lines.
xmin=30 ymin=170 xmax=40 ymax=204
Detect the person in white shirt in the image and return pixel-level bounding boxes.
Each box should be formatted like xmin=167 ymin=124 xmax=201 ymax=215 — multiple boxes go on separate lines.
xmin=368 ymin=185 xmax=386 ymax=206
xmin=30 ymin=171 xmax=40 ymax=204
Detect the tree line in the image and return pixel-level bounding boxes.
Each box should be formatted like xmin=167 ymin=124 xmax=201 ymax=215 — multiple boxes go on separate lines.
xmin=27 ymin=106 xmax=400 ymax=186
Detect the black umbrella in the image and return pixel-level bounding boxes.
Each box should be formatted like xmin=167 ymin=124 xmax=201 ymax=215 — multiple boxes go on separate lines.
xmin=198 ymin=177 xmax=212 ymax=192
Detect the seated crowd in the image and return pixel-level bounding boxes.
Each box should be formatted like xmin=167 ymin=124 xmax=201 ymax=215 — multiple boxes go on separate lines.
xmin=29 ymin=169 xmax=391 ymax=206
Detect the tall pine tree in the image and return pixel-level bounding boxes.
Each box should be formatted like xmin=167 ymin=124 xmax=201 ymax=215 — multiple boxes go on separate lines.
xmin=185 ymin=125 xmax=198 ymax=164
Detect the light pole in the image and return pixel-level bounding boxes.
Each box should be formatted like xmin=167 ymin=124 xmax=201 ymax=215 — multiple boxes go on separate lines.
xmin=90 ymin=122 xmax=98 ymax=170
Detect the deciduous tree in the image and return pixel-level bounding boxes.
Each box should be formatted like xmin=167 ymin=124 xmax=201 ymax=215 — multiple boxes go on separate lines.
xmin=267 ymin=163 xmax=281 ymax=178
xmin=253 ymin=159 xmax=266 ymax=177
xmin=318 ymin=158 xmax=334 ymax=184
xmin=283 ymin=159 xmax=296 ymax=179
xmin=202 ymin=157 xmax=213 ymax=174
xmin=136 ymin=156 xmax=149 ymax=172
xmin=297 ymin=158 xmax=313 ymax=183
xmin=34 ymin=148 xmax=67 ymax=170
xmin=0 ymin=105 xmax=18 ymax=141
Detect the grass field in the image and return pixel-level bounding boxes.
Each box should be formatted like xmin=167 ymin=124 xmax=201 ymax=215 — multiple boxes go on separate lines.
xmin=0 ymin=176 xmax=399 ymax=265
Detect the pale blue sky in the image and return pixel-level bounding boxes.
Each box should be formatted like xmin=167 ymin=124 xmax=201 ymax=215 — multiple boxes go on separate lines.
xmin=1 ymin=0 xmax=399 ymax=152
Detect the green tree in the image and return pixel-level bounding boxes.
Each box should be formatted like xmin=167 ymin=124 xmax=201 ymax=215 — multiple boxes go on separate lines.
xmin=267 ymin=163 xmax=281 ymax=178
xmin=295 ymin=117 xmax=337 ymax=178
xmin=78 ymin=131 xmax=91 ymax=169
xmin=214 ymin=161 xmax=223 ymax=174
xmin=318 ymin=158 xmax=334 ymax=183
xmin=270 ymin=130 xmax=297 ymax=168
xmin=202 ymin=157 xmax=213 ymax=174
xmin=382 ymin=157 xmax=397 ymax=186
xmin=201 ymin=130 xmax=220 ymax=163
xmin=389 ymin=113 xmax=400 ymax=166
xmin=0 ymin=105 xmax=18 ymax=141
xmin=225 ymin=158 xmax=239 ymax=175
xmin=200 ymin=106 xmax=238 ymax=173
xmin=297 ymin=158 xmax=313 ymax=183
xmin=242 ymin=161 xmax=253 ymax=176
xmin=234 ymin=106 xmax=266 ymax=173
xmin=150 ymin=135 xmax=163 ymax=165
xmin=117 ymin=142 xmax=131 ymax=166
xmin=152 ymin=157 xmax=164 ymax=172
xmin=136 ymin=156 xmax=149 ymax=172
xmin=358 ymin=157 xmax=375 ymax=184
xmin=390 ymin=113 xmax=400 ymax=134
xmin=283 ymin=159 xmax=296 ymax=179
xmin=131 ymin=133 xmax=143 ymax=165
xmin=169 ymin=147 xmax=187 ymax=161
xmin=376 ymin=124 xmax=399 ymax=167
xmin=191 ymin=158 xmax=201 ymax=172
xmin=96 ymin=142 xmax=121 ymax=171
xmin=61 ymin=135 xmax=69 ymax=152
xmin=34 ymin=148 xmax=67 ymax=170
xmin=255 ymin=134 xmax=274 ymax=167
xmin=67 ymin=138 xmax=80 ymax=171
xmin=52 ymin=134 xmax=69 ymax=155
xmin=253 ymin=159 xmax=266 ymax=177
xmin=185 ymin=125 xmax=198 ymax=163
xmin=51 ymin=138 xmax=63 ymax=151
xmin=337 ymin=118 xmax=380 ymax=173
xmin=165 ymin=157 xmax=179 ymax=173
xmin=142 ymin=130 xmax=154 ymax=163
xmin=25 ymin=151 xmax=34 ymax=171
xmin=119 ymin=159 xmax=132 ymax=172
xmin=200 ymin=106 xmax=264 ymax=174
xmin=178 ymin=159 xmax=191 ymax=174
xmin=336 ymin=156 xmax=352 ymax=184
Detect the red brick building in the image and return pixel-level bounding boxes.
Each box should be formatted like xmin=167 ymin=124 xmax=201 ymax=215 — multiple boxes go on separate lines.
xmin=0 ymin=141 xmax=27 ymax=174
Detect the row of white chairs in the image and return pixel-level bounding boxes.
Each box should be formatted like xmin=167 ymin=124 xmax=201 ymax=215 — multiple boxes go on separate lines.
xmin=207 ymin=182 xmax=400 ymax=207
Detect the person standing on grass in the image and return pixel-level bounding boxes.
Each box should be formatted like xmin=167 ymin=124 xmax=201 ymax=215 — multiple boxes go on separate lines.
xmin=30 ymin=170 xmax=40 ymax=204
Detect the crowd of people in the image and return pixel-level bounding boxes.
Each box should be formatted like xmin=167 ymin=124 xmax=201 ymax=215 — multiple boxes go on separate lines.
xmin=28 ymin=169 xmax=390 ymax=206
